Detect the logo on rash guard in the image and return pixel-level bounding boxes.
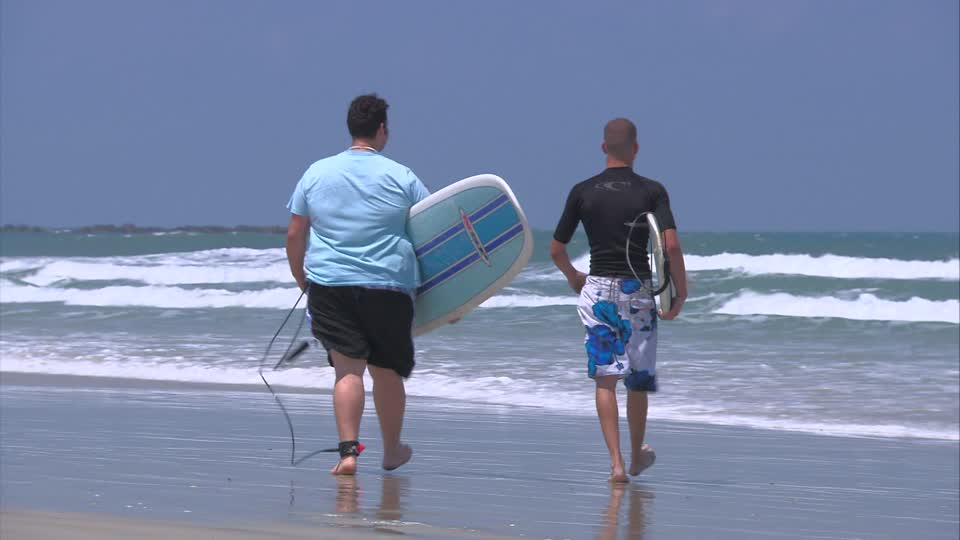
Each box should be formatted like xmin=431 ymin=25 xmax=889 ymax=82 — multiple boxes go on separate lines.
xmin=596 ymin=181 xmax=630 ymax=192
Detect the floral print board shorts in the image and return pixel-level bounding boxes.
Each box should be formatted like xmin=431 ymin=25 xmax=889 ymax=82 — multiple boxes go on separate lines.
xmin=577 ymin=276 xmax=658 ymax=392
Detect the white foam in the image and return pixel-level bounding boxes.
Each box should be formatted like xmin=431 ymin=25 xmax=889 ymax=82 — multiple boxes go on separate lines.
xmin=685 ymin=292 xmax=727 ymax=303
xmin=8 ymin=247 xmax=957 ymax=288
xmin=0 ymin=355 xmax=585 ymax=412
xmin=0 ymin=282 xmax=302 ymax=309
xmin=715 ymin=290 xmax=960 ymax=324
xmin=573 ymin=253 xmax=590 ymax=274
xmin=688 ymin=253 xmax=959 ymax=280
xmin=649 ymin=406 xmax=959 ymax=441
xmin=0 ymin=259 xmax=49 ymax=273
xmin=3 ymin=248 xmax=289 ymax=286
xmin=0 ymin=282 xmax=579 ymax=311
xmin=1 ymin=357 xmax=269 ymax=386
xmin=478 ymin=294 xmax=578 ymax=308
xmin=20 ymin=259 xmax=291 ymax=286
xmin=531 ymin=252 xmax=960 ymax=281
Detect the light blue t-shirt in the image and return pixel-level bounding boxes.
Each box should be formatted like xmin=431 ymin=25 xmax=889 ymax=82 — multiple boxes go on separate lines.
xmin=287 ymin=150 xmax=430 ymax=290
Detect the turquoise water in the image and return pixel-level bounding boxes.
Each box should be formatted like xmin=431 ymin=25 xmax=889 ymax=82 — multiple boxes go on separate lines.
xmin=1 ymin=230 xmax=958 ymax=440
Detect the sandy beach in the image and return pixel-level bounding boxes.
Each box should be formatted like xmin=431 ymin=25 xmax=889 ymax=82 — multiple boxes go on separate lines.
xmin=1 ymin=373 xmax=957 ymax=539
xmin=0 ymin=509 xmax=523 ymax=539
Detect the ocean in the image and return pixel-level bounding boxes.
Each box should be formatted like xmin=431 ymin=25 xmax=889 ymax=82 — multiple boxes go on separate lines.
xmin=1 ymin=230 xmax=958 ymax=442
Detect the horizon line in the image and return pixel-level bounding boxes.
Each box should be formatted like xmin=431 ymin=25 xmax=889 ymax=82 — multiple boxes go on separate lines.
xmin=2 ymin=224 xmax=958 ymax=235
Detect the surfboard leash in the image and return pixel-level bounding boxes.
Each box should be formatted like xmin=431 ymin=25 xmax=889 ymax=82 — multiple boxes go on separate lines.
xmin=259 ymin=288 xmax=350 ymax=466
xmin=625 ymin=211 xmax=672 ymax=297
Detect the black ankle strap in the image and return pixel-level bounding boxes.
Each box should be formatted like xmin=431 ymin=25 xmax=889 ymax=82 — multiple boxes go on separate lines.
xmin=338 ymin=440 xmax=363 ymax=458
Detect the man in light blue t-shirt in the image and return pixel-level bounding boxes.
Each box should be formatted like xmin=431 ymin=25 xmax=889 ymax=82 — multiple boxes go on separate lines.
xmin=285 ymin=94 xmax=429 ymax=476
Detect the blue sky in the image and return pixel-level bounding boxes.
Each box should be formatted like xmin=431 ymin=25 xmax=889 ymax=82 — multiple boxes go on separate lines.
xmin=2 ymin=0 xmax=957 ymax=231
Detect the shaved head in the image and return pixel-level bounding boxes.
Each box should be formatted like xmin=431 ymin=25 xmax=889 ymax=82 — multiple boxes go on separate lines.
xmin=603 ymin=118 xmax=638 ymax=162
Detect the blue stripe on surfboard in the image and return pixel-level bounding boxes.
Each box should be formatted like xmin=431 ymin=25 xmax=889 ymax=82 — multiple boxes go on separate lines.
xmin=414 ymin=223 xmax=464 ymax=258
xmin=484 ymin=222 xmax=524 ymax=253
xmin=414 ymin=194 xmax=509 ymax=257
xmin=469 ymin=193 xmax=509 ymax=223
xmin=407 ymin=187 xmax=505 ymax=263
xmin=417 ymin=230 xmax=476 ymax=279
xmin=469 ymin=203 xmax=520 ymax=254
xmin=418 ymin=202 xmax=521 ymax=279
xmin=414 ymin=227 xmax=525 ymax=326
xmin=417 ymin=223 xmax=524 ymax=295
xmin=417 ymin=222 xmax=524 ymax=295
xmin=419 ymin=254 xmax=481 ymax=295
xmin=413 ymin=193 xmax=508 ymax=257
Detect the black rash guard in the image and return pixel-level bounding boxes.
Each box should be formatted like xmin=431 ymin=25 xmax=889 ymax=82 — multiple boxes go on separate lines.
xmin=553 ymin=167 xmax=677 ymax=279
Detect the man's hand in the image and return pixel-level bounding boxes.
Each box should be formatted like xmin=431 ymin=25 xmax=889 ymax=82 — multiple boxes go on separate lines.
xmin=296 ymin=276 xmax=308 ymax=292
xmin=659 ymin=296 xmax=685 ymax=320
xmin=550 ymin=239 xmax=587 ymax=295
xmin=568 ymin=271 xmax=588 ymax=295
xmin=660 ymin=229 xmax=688 ymax=321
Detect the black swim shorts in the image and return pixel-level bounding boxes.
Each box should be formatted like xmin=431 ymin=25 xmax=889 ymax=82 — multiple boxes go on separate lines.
xmin=307 ymin=283 xmax=415 ymax=378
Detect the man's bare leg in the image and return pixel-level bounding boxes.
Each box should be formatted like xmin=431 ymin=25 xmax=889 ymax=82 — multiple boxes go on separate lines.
xmin=627 ymin=390 xmax=656 ymax=475
xmin=330 ymin=350 xmax=367 ymax=475
xmin=596 ymin=375 xmax=627 ymax=482
xmin=369 ymin=365 xmax=412 ymax=471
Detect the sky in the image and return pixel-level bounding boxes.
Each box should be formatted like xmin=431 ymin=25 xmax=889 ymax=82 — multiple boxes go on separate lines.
xmin=1 ymin=0 xmax=958 ymax=232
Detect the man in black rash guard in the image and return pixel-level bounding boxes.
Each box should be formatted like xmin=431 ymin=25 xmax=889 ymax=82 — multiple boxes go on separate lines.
xmin=550 ymin=118 xmax=688 ymax=483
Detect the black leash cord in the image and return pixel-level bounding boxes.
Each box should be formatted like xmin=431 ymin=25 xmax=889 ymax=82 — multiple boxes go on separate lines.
xmin=258 ymin=289 xmax=340 ymax=466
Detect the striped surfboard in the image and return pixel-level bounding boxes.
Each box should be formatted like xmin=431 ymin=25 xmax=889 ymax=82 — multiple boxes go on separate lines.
xmin=407 ymin=174 xmax=534 ymax=335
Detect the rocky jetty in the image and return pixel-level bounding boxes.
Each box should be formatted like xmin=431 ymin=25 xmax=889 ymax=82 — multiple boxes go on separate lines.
xmin=1 ymin=224 xmax=287 ymax=234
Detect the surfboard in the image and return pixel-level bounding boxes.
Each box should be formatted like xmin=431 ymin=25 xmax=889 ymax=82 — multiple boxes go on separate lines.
xmin=407 ymin=174 xmax=534 ymax=335
xmin=646 ymin=212 xmax=676 ymax=314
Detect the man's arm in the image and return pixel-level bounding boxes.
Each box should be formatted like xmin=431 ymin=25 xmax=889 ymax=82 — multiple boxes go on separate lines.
xmin=550 ymin=239 xmax=587 ymax=294
xmin=286 ymin=214 xmax=310 ymax=291
xmin=551 ymin=185 xmax=586 ymax=294
xmin=661 ymin=229 xmax=687 ymax=320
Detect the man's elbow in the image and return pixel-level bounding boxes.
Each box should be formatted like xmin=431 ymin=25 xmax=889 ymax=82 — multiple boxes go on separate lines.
xmin=286 ymin=216 xmax=309 ymax=243
xmin=549 ymin=239 xmax=567 ymax=261
xmin=663 ymin=230 xmax=682 ymax=256
xmin=286 ymin=228 xmax=300 ymax=244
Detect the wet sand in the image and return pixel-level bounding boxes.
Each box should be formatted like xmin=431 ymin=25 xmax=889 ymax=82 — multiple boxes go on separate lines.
xmin=1 ymin=373 xmax=957 ymax=539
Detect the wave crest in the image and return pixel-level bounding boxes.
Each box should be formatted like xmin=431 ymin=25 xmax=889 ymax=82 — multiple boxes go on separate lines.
xmin=715 ymin=290 xmax=959 ymax=324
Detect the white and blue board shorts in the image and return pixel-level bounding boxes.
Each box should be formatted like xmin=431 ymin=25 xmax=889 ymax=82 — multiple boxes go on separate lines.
xmin=577 ymin=276 xmax=658 ymax=392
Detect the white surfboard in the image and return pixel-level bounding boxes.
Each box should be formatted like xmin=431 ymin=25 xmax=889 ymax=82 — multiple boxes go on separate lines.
xmin=646 ymin=212 xmax=676 ymax=314
xmin=407 ymin=174 xmax=534 ymax=335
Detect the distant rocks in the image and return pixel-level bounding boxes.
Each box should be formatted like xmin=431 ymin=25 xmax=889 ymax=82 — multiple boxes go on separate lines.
xmin=0 ymin=225 xmax=49 ymax=233
xmin=1 ymin=224 xmax=287 ymax=234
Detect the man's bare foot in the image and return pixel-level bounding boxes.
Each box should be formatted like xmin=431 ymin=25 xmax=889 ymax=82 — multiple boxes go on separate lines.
xmin=629 ymin=444 xmax=656 ymax=476
xmin=609 ymin=461 xmax=629 ymax=483
xmin=382 ymin=443 xmax=412 ymax=471
xmin=610 ymin=467 xmax=629 ymax=483
xmin=331 ymin=456 xmax=358 ymax=476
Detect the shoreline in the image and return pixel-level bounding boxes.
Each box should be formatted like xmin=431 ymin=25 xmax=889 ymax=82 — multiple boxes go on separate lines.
xmin=2 ymin=370 xmax=957 ymax=444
